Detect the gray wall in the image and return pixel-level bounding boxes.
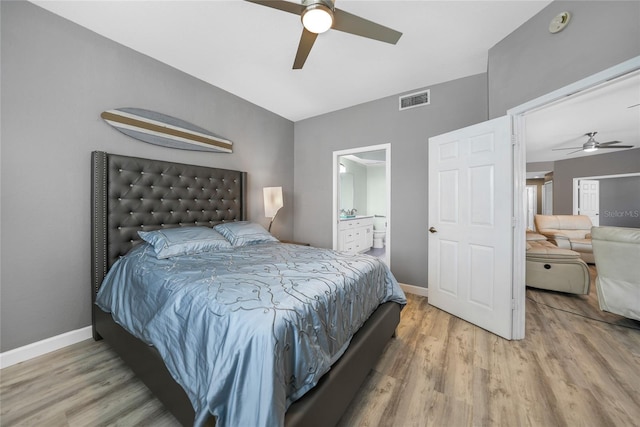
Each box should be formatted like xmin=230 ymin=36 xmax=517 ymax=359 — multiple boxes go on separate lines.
xmin=552 ymin=148 xmax=640 ymax=216
xmin=488 ymin=1 xmax=640 ymax=117
xmin=0 ymin=2 xmax=294 ymax=352
xmin=293 ymin=74 xmax=488 ymax=286
xmin=599 ymin=176 xmax=640 ymax=228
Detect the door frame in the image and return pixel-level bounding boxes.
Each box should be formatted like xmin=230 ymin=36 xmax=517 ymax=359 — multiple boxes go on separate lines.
xmin=573 ymin=173 xmax=640 ymax=215
xmin=509 ymin=55 xmax=640 ymax=338
xmin=332 ymin=143 xmax=391 ymax=267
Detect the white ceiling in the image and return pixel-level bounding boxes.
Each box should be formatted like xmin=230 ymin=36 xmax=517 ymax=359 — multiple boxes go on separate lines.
xmin=525 ymin=70 xmax=640 ymax=163
xmin=31 ymin=0 xmax=552 ymax=122
xmin=31 ymin=1 xmax=639 ymax=163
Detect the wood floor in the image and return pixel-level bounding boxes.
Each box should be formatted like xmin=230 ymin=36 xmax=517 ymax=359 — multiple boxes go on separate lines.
xmin=2 ymin=268 xmax=639 ymax=426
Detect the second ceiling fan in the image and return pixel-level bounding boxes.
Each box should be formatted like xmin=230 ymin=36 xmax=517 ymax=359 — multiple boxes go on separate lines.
xmin=246 ymin=0 xmax=402 ymax=69
xmin=553 ymin=131 xmax=633 ymax=155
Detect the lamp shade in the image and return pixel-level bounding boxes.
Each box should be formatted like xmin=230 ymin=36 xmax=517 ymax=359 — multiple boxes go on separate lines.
xmin=264 ymin=187 xmax=284 ymax=218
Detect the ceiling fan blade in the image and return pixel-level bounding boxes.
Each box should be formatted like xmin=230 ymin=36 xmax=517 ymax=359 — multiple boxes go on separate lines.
xmin=566 ymin=149 xmax=584 ymax=155
xmin=293 ymin=28 xmax=318 ymax=69
xmin=597 ymin=140 xmax=622 ymax=146
xmin=332 ymin=8 xmax=402 ymax=44
xmin=244 ymin=0 xmax=304 ymax=15
xmin=599 ymin=145 xmax=634 ymax=149
xmin=552 ymin=147 xmax=582 ymax=151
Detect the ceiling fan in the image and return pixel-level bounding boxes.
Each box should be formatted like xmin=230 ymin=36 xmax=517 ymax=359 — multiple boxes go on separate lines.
xmin=245 ymin=0 xmax=402 ymax=69
xmin=552 ymin=132 xmax=633 ymax=155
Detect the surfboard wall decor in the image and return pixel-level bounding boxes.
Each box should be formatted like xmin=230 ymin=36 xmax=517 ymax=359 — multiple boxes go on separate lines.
xmin=101 ymin=108 xmax=233 ymax=153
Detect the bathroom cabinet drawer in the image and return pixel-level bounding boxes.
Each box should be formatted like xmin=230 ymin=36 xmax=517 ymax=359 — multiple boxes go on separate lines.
xmin=338 ymin=216 xmax=374 ymax=254
xmin=343 ymin=231 xmax=356 ymax=244
xmin=339 ymin=220 xmax=356 ymax=230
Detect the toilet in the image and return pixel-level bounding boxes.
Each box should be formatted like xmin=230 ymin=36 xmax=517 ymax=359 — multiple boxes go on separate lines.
xmin=373 ymin=217 xmax=386 ymax=249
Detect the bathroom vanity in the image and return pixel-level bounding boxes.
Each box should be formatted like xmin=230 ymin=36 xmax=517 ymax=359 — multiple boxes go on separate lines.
xmin=338 ymin=216 xmax=374 ymax=253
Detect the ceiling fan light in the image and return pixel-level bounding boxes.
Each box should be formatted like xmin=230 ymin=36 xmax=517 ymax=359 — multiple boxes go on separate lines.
xmin=583 ymin=140 xmax=598 ymax=152
xmin=302 ymin=5 xmax=333 ymax=34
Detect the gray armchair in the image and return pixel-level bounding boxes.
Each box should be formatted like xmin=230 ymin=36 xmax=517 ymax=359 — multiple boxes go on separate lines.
xmin=591 ymin=226 xmax=640 ymax=321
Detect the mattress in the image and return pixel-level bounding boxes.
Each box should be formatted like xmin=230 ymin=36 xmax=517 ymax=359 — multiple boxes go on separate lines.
xmin=96 ymin=241 xmax=406 ymax=426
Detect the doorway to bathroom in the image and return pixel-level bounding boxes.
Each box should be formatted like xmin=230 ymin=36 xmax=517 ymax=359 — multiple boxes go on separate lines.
xmin=332 ymin=143 xmax=391 ymax=267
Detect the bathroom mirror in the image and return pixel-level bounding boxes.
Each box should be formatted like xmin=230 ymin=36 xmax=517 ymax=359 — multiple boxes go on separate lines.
xmin=339 ymin=172 xmax=354 ymax=213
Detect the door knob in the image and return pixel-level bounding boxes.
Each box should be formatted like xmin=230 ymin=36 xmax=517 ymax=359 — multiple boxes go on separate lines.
xmin=429 ymin=227 xmax=437 ymax=233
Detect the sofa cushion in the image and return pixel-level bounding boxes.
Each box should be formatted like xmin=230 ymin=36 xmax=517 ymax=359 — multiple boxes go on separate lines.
xmin=535 ymin=214 xmax=593 ymax=231
xmin=526 ymin=232 xmax=547 ymax=241
xmin=570 ymin=239 xmax=593 ymax=253
xmin=559 ymin=230 xmax=592 ymax=240
xmin=592 ymin=226 xmax=640 ymax=244
xmin=526 ymin=240 xmax=581 ymax=260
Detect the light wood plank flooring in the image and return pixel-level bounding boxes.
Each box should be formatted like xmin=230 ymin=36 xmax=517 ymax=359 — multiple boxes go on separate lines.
xmin=2 ymin=268 xmax=639 ymax=426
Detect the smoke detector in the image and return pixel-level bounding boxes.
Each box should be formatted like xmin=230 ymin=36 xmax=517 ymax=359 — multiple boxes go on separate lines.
xmin=549 ymin=12 xmax=571 ymax=33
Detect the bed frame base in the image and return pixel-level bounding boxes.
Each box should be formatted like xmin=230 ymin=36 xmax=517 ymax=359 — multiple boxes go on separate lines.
xmin=95 ymin=302 xmax=400 ymax=426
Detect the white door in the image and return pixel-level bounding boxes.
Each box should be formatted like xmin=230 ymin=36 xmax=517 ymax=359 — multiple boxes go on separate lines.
xmin=428 ymin=116 xmax=514 ymax=339
xmin=578 ymin=179 xmax=600 ymax=226
xmin=526 ymin=185 xmax=537 ymax=230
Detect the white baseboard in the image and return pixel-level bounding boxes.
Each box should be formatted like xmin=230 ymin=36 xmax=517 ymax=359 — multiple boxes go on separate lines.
xmin=0 ymin=326 xmax=93 ymax=369
xmin=399 ymin=283 xmax=429 ymax=298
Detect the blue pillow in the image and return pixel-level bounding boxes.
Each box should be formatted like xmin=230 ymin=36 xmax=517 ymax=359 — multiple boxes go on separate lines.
xmin=138 ymin=227 xmax=231 ymax=259
xmin=214 ymin=221 xmax=279 ymax=247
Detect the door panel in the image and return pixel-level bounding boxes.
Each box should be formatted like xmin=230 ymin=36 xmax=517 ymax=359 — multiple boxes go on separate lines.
xmin=578 ymin=179 xmax=600 ymax=226
xmin=438 ymin=240 xmax=459 ymax=296
xmin=428 ymin=116 xmax=513 ymax=339
xmin=470 ymin=165 xmax=494 ymax=226
xmin=469 ymin=244 xmax=494 ymax=309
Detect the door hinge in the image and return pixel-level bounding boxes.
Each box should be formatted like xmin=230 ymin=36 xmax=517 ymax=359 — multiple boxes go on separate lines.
xmin=512 ymin=217 xmax=517 ymax=227
xmin=512 ymin=299 xmax=517 ymax=310
xmin=511 ymin=134 xmax=517 ymax=146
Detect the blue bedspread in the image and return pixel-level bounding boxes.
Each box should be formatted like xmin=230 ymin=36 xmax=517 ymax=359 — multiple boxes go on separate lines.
xmin=96 ymin=242 xmax=406 ymax=427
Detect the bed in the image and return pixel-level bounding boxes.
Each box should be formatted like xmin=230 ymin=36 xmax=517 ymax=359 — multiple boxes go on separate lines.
xmin=91 ymin=151 xmax=405 ymax=426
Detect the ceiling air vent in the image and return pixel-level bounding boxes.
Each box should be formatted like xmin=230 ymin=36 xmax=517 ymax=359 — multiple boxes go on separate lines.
xmin=399 ymin=89 xmax=430 ymax=111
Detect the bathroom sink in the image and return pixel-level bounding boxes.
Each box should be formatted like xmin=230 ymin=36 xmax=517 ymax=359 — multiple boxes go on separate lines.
xmin=340 ymin=215 xmax=356 ymax=219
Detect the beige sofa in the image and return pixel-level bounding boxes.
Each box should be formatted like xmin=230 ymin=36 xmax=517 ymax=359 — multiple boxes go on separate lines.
xmin=591 ymin=226 xmax=640 ymax=321
xmin=534 ymin=215 xmax=594 ymax=263
xmin=526 ymin=232 xmax=590 ymax=295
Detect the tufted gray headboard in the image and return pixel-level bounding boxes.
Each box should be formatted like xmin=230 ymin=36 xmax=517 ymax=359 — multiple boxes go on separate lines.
xmin=91 ymin=151 xmax=247 ymax=300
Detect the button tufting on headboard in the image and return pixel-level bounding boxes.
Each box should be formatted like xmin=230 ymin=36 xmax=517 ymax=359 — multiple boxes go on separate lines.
xmin=91 ymin=151 xmax=247 ymax=298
